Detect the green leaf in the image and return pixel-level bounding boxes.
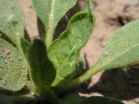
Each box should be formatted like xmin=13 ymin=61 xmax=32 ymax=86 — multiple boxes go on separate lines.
xmin=48 ymin=5 xmax=95 ymax=87
xmin=0 ymin=0 xmax=24 ymax=45
xmin=27 ymin=39 xmax=56 ymax=93
xmin=0 ymin=39 xmax=27 ymax=91
xmin=80 ymin=96 xmax=123 ymax=104
xmin=93 ymin=20 xmax=139 ymax=72
xmin=0 ymin=0 xmax=28 ymax=91
xmin=32 ymin=0 xmax=78 ymax=47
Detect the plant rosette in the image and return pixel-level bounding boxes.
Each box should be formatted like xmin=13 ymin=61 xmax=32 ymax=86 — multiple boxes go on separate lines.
xmin=1 ymin=0 xmax=139 ymax=104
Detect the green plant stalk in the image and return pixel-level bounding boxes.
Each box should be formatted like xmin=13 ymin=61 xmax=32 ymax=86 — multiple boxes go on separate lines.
xmin=72 ymin=67 xmax=100 ymax=86
xmin=57 ymin=66 xmax=101 ymax=94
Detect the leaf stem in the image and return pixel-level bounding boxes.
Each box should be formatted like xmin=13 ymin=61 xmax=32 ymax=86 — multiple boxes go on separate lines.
xmin=45 ymin=0 xmax=56 ymax=48
xmin=72 ymin=67 xmax=99 ymax=86
xmin=45 ymin=29 xmax=54 ymax=48
xmin=57 ymin=66 xmax=101 ymax=94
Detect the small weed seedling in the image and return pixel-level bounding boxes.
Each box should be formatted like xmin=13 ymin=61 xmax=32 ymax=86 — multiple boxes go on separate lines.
xmin=0 ymin=0 xmax=139 ymax=104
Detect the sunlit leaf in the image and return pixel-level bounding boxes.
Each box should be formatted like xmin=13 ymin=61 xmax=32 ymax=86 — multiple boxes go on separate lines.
xmin=48 ymin=2 xmax=95 ymax=87
xmin=0 ymin=39 xmax=27 ymax=91
xmin=0 ymin=0 xmax=24 ymax=45
xmin=0 ymin=0 xmax=28 ymax=91
xmin=93 ymin=20 xmax=139 ymax=72
xmin=33 ymin=0 xmax=78 ymax=46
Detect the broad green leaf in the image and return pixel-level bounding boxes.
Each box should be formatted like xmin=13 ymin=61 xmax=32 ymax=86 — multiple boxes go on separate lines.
xmin=93 ymin=20 xmax=139 ymax=72
xmin=80 ymin=96 xmax=123 ymax=104
xmin=48 ymin=4 xmax=95 ymax=87
xmin=0 ymin=0 xmax=24 ymax=45
xmin=27 ymin=39 xmax=56 ymax=93
xmin=32 ymin=0 xmax=78 ymax=46
xmin=0 ymin=0 xmax=28 ymax=91
xmin=0 ymin=38 xmax=27 ymax=91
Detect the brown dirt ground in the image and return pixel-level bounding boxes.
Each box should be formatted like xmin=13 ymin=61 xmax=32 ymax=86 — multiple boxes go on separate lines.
xmin=18 ymin=0 xmax=139 ymax=104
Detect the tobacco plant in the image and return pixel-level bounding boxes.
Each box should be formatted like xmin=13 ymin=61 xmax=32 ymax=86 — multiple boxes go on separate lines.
xmin=0 ymin=0 xmax=139 ymax=104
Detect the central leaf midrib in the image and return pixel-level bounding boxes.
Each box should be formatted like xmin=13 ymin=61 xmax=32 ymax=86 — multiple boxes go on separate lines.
xmin=47 ymin=0 xmax=56 ymax=32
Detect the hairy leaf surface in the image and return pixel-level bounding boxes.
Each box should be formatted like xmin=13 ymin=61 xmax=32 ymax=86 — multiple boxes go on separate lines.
xmin=0 ymin=0 xmax=27 ymax=91
xmin=48 ymin=7 xmax=95 ymax=86
xmin=32 ymin=0 xmax=78 ymax=46
xmin=0 ymin=39 xmax=27 ymax=91
xmin=93 ymin=20 xmax=139 ymax=72
xmin=0 ymin=0 xmax=24 ymax=45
